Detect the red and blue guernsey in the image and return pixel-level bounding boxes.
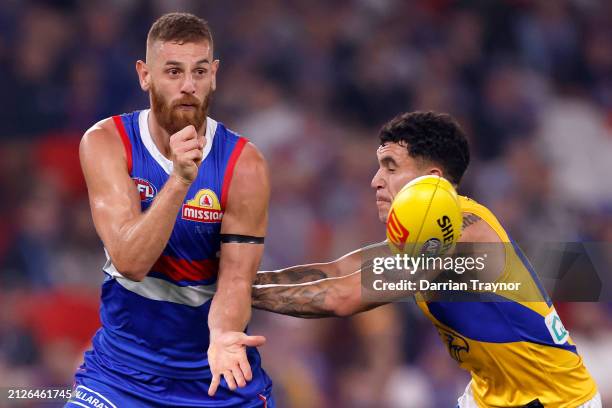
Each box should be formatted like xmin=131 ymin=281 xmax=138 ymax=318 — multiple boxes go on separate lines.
xmin=71 ymin=109 xmax=273 ymax=408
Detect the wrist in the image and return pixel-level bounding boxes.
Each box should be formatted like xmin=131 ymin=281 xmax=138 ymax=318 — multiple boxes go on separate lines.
xmin=170 ymin=172 xmax=192 ymax=187
xmin=209 ymin=328 xmax=225 ymax=342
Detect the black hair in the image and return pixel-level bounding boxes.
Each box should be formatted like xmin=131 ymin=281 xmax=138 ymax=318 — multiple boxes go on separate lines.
xmin=379 ymin=111 xmax=470 ymax=185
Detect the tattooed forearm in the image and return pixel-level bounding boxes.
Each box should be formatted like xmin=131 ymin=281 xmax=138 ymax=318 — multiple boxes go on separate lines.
xmin=254 ymin=267 xmax=329 ymax=286
xmin=252 ymin=283 xmax=335 ymax=318
xmin=252 ymin=266 xmax=337 ymax=317
xmin=251 ymin=244 xmax=387 ymax=317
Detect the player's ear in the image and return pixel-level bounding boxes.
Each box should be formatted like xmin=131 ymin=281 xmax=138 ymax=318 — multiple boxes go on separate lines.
xmin=136 ymin=60 xmax=151 ymax=91
xmin=211 ymin=59 xmax=220 ymax=92
xmin=428 ymin=167 xmax=443 ymax=178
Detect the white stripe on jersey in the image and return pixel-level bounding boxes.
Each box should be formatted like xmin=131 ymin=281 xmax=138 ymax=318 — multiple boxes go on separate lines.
xmin=102 ymin=251 xmax=216 ymax=307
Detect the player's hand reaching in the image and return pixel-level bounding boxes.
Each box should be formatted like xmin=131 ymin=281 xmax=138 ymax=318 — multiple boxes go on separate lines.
xmin=207 ymin=331 xmax=266 ymax=396
xmin=169 ymin=125 xmax=205 ymax=185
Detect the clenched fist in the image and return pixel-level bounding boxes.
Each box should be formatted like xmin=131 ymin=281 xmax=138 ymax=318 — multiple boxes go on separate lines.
xmin=170 ymin=125 xmax=205 ymax=185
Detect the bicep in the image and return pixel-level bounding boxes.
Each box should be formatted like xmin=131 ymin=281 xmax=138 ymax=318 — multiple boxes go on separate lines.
xmin=218 ymin=143 xmax=270 ymax=284
xmin=80 ymin=124 xmax=141 ymax=253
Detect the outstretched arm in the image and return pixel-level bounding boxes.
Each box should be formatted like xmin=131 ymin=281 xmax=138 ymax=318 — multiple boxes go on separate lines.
xmin=252 ymin=212 xmax=504 ymax=318
xmin=253 ymin=270 xmax=384 ymax=318
xmin=255 ymin=241 xmax=389 ymax=284
xmin=253 ymin=242 xmax=390 ymax=317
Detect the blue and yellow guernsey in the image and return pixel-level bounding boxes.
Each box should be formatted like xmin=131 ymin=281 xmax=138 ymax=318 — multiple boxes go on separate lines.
xmin=417 ymin=196 xmax=598 ymax=408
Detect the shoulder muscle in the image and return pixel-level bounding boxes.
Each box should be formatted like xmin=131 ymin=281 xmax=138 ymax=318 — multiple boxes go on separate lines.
xmin=221 ymin=142 xmax=270 ymax=235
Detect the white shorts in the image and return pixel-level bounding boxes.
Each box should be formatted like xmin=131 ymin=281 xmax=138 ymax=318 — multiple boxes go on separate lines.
xmin=456 ymin=382 xmax=602 ymax=408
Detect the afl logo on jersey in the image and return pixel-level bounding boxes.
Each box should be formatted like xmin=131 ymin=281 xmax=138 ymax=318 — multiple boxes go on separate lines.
xmin=133 ymin=178 xmax=157 ymax=202
xmin=182 ymin=189 xmax=224 ymax=223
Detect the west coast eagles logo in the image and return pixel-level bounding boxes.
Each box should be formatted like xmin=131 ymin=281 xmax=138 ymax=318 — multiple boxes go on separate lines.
xmin=435 ymin=325 xmax=470 ymax=363
xmin=182 ymin=189 xmax=223 ymax=223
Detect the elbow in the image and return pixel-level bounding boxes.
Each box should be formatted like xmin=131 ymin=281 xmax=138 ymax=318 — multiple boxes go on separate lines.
xmin=111 ymin=255 xmax=149 ymax=282
xmin=119 ymin=269 xmax=148 ymax=282
xmin=332 ymin=307 xmax=351 ymax=318
xmin=333 ymin=303 xmax=358 ymax=318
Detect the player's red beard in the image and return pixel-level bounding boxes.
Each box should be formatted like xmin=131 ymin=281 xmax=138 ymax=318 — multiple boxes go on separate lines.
xmin=150 ymin=84 xmax=212 ymax=135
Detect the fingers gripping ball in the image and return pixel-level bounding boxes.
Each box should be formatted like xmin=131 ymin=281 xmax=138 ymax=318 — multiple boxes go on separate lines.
xmin=386 ymin=175 xmax=462 ymax=256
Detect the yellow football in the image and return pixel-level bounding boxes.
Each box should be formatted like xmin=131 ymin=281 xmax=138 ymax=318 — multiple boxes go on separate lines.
xmin=386 ymin=175 xmax=462 ymax=256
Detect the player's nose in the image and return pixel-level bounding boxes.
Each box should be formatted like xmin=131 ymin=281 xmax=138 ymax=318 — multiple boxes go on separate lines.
xmin=371 ymin=169 xmax=385 ymax=190
xmin=180 ymin=74 xmax=196 ymax=94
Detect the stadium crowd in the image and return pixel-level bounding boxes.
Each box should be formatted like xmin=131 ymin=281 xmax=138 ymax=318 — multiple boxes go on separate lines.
xmin=0 ymin=0 xmax=611 ymax=406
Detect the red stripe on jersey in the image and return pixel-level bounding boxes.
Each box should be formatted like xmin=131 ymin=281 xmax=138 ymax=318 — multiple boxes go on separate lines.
xmin=151 ymin=255 xmax=219 ymax=282
xmin=257 ymin=394 xmax=267 ymax=408
xmin=112 ymin=115 xmax=133 ymax=174
xmin=220 ymin=137 xmax=248 ymax=209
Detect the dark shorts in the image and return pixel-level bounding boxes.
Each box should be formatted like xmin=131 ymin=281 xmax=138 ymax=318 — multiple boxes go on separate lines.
xmin=65 ymin=350 xmax=274 ymax=408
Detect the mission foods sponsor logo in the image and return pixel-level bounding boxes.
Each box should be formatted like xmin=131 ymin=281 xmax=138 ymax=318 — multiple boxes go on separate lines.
xmin=182 ymin=189 xmax=223 ymax=223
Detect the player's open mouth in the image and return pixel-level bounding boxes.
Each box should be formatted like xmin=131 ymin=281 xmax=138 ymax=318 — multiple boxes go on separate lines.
xmin=176 ymin=104 xmax=197 ymax=110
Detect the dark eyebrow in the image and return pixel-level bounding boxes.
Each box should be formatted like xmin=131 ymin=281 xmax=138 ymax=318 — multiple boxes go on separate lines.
xmin=379 ymin=156 xmax=398 ymax=167
xmin=165 ymin=59 xmax=210 ymax=67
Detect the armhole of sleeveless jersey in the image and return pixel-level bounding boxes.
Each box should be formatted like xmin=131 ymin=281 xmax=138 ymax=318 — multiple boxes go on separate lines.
xmin=112 ymin=115 xmax=133 ymax=175
xmin=220 ymin=137 xmax=249 ymax=209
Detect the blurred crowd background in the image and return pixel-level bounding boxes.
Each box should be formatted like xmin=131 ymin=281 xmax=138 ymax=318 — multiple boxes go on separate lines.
xmin=1 ymin=0 xmax=611 ymax=407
